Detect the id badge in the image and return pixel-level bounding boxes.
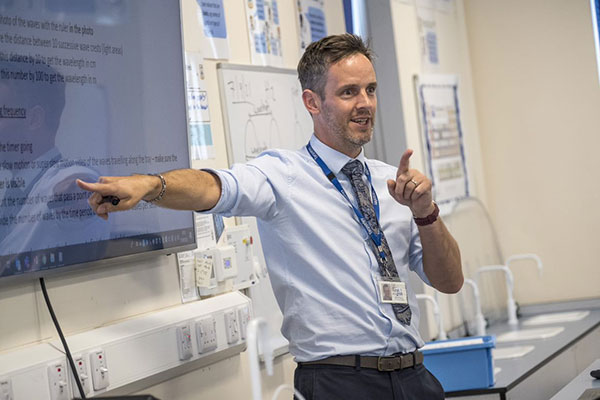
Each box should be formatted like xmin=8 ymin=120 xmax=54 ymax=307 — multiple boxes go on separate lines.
xmin=378 ymin=278 xmax=408 ymax=304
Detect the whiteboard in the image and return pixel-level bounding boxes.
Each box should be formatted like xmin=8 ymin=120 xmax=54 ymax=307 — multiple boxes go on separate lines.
xmin=217 ymin=63 xmax=314 ymax=354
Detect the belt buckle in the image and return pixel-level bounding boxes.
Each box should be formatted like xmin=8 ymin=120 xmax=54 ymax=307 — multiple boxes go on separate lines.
xmin=377 ymin=356 xmax=401 ymax=372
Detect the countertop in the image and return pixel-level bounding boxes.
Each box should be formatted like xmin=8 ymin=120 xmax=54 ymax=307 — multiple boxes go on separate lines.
xmin=446 ymin=298 xmax=600 ymax=397
xmin=550 ymin=359 xmax=600 ymax=400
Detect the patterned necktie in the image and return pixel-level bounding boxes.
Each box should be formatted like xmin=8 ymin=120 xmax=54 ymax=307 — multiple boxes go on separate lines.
xmin=341 ymin=159 xmax=412 ymax=325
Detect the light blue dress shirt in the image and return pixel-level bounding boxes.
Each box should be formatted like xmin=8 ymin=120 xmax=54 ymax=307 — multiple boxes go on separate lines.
xmin=207 ymin=135 xmax=431 ymax=362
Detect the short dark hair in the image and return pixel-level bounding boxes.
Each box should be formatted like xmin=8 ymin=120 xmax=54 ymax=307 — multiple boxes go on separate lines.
xmin=297 ymin=34 xmax=374 ymax=99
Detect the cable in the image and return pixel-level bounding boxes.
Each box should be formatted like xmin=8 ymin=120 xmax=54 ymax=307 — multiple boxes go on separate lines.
xmin=40 ymin=277 xmax=87 ymax=399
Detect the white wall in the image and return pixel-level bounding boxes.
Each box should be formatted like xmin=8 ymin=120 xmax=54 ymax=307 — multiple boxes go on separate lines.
xmin=383 ymin=0 xmax=490 ymax=336
xmin=463 ymin=0 xmax=600 ymax=304
xmin=0 ymin=1 xmax=346 ymax=399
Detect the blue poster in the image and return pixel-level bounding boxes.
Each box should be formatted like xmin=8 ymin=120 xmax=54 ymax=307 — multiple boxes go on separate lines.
xmin=197 ymin=0 xmax=227 ymax=39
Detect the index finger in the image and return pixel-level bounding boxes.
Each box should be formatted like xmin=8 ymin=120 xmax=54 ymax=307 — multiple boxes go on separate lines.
xmin=397 ymin=149 xmax=414 ymax=177
xmin=76 ymin=179 xmax=115 ymax=196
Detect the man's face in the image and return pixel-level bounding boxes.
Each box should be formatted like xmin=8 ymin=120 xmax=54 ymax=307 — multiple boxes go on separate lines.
xmin=316 ymin=53 xmax=377 ymax=157
xmin=383 ymin=284 xmax=391 ymax=298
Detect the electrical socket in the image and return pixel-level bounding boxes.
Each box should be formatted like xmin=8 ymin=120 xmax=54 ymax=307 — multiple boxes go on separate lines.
xmin=0 ymin=377 xmax=14 ymax=400
xmin=90 ymin=349 xmax=109 ymax=391
xmin=47 ymin=360 xmax=69 ymax=400
xmin=195 ymin=315 xmax=218 ymax=353
xmin=237 ymin=306 xmax=250 ymax=340
xmin=176 ymin=323 xmax=193 ymax=361
xmin=70 ymin=354 xmax=91 ymax=397
xmin=224 ymin=310 xmax=240 ymax=344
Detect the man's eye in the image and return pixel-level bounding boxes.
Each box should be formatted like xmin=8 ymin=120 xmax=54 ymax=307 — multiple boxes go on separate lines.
xmin=367 ymin=87 xmax=376 ymax=94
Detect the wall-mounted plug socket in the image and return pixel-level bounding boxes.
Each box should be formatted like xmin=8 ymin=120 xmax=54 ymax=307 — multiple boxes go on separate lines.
xmin=224 ymin=310 xmax=240 ymax=344
xmin=90 ymin=349 xmax=109 ymax=391
xmin=238 ymin=306 xmax=250 ymax=340
xmin=0 ymin=377 xmax=14 ymax=400
xmin=176 ymin=323 xmax=194 ymax=361
xmin=196 ymin=315 xmax=218 ymax=353
xmin=70 ymin=354 xmax=91 ymax=397
xmin=47 ymin=360 xmax=69 ymax=400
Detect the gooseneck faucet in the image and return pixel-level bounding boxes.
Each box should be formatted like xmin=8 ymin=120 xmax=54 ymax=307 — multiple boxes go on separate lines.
xmin=416 ymin=293 xmax=448 ymax=340
xmin=462 ymin=279 xmax=486 ymax=336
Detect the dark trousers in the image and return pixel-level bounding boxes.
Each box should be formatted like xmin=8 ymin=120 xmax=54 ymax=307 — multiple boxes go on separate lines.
xmin=294 ymin=363 xmax=445 ymax=400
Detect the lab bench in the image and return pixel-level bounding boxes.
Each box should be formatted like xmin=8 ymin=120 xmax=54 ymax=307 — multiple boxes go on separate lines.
xmin=550 ymin=359 xmax=600 ymax=400
xmin=445 ymin=299 xmax=600 ymax=400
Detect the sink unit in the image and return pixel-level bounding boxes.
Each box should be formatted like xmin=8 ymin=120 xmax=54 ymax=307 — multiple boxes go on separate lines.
xmin=492 ymin=345 xmax=535 ymax=360
xmin=496 ymin=326 xmax=565 ymax=343
xmin=522 ymin=310 xmax=590 ymax=326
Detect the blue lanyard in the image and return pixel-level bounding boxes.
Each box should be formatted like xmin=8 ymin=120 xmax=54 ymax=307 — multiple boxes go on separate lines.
xmin=306 ymin=143 xmax=387 ymax=260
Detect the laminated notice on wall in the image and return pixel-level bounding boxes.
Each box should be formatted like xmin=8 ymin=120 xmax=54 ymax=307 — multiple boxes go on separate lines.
xmin=245 ymin=0 xmax=283 ymax=66
xmin=416 ymin=1 xmax=439 ymax=73
xmin=297 ymin=0 xmax=327 ymax=54
xmin=414 ymin=74 xmax=469 ymax=206
xmin=184 ymin=52 xmax=215 ymax=160
xmin=196 ymin=0 xmax=230 ymax=59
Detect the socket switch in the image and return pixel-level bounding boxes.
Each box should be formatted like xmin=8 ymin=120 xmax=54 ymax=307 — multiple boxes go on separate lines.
xmin=47 ymin=360 xmax=69 ymax=400
xmin=238 ymin=306 xmax=250 ymax=340
xmin=70 ymin=354 xmax=91 ymax=397
xmin=90 ymin=349 xmax=109 ymax=391
xmin=176 ymin=323 xmax=193 ymax=360
xmin=0 ymin=377 xmax=13 ymax=400
xmin=196 ymin=315 xmax=218 ymax=353
xmin=224 ymin=310 xmax=240 ymax=344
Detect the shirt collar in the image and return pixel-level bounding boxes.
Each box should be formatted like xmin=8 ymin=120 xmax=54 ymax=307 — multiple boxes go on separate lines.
xmin=308 ymin=134 xmax=366 ymax=175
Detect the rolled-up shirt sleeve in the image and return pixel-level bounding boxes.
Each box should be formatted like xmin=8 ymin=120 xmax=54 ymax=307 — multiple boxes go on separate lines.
xmin=201 ymin=160 xmax=281 ymax=221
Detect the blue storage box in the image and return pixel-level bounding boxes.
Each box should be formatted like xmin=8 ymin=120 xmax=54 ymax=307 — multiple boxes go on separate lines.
xmin=421 ymin=335 xmax=495 ymax=392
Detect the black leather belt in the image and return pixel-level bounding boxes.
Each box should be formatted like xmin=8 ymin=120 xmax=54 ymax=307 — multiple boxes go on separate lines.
xmin=299 ymin=350 xmax=424 ymax=372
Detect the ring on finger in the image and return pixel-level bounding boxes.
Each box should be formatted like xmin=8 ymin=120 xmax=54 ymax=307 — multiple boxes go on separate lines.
xmin=410 ymin=179 xmax=419 ymax=186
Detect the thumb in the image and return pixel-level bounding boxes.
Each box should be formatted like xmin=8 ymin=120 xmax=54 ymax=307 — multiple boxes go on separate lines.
xmin=387 ymin=179 xmax=396 ymax=195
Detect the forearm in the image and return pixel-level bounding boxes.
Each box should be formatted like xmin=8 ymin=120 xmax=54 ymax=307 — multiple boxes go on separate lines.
xmin=419 ymin=217 xmax=463 ymax=294
xmin=144 ymin=169 xmax=221 ymax=211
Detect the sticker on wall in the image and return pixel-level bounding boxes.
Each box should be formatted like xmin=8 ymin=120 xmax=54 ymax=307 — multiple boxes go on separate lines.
xmin=297 ymin=0 xmax=328 ymax=54
xmin=414 ymin=74 xmax=469 ymax=208
xmin=185 ymin=52 xmax=215 ymax=160
xmin=196 ymin=0 xmax=230 ymax=59
xmin=245 ymin=0 xmax=283 ymax=66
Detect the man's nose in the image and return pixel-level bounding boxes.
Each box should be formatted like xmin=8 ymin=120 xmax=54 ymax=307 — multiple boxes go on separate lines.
xmin=356 ymin=90 xmax=375 ymax=110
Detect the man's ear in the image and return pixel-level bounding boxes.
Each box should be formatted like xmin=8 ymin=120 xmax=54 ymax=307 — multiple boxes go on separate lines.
xmin=302 ymin=89 xmax=321 ymax=116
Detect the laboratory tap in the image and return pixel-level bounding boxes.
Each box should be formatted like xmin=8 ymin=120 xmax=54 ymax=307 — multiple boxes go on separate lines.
xmin=416 ymin=293 xmax=448 ymax=340
xmin=462 ymin=278 xmax=486 ymax=336
xmin=505 ymin=253 xmax=544 ymax=277
xmin=476 ymin=265 xmax=518 ymax=325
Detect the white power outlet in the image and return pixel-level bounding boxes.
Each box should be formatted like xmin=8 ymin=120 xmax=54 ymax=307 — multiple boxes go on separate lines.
xmin=176 ymin=323 xmax=193 ymax=361
xmin=238 ymin=306 xmax=250 ymax=340
xmin=89 ymin=349 xmax=109 ymax=391
xmin=224 ymin=310 xmax=240 ymax=344
xmin=70 ymin=354 xmax=91 ymax=397
xmin=47 ymin=360 xmax=69 ymax=400
xmin=0 ymin=377 xmax=14 ymax=400
xmin=195 ymin=315 xmax=218 ymax=353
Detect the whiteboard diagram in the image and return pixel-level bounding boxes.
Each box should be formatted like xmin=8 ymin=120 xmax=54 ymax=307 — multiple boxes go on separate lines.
xmin=217 ymin=63 xmax=313 ymax=354
xmin=218 ymin=64 xmax=312 ymax=162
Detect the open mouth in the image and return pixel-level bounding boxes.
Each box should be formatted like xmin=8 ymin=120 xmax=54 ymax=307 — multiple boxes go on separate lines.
xmin=350 ymin=117 xmax=370 ymax=126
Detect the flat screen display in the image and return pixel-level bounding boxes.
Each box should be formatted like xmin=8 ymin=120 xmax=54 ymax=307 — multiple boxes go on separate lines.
xmin=0 ymin=1 xmax=195 ymax=281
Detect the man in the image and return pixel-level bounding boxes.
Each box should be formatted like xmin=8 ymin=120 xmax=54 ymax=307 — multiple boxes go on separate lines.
xmin=78 ymin=34 xmax=462 ymax=399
